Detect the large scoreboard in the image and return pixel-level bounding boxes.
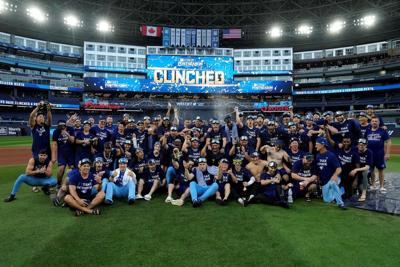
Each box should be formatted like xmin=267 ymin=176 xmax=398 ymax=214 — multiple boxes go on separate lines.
xmin=84 ymin=54 xmax=292 ymax=94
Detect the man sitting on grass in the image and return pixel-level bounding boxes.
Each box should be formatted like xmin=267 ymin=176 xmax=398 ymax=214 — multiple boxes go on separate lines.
xmin=188 ymin=157 xmax=218 ymax=208
xmin=63 ymin=158 xmax=105 ymax=216
xmin=104 ymin=158 xmax=136 ymax=205
xmin=4 ymin=149 xmax=57 ymax=202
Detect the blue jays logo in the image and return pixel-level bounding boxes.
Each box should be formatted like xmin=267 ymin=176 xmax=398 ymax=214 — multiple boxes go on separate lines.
xmin=36 ymin=126 xmax=46 ymax=137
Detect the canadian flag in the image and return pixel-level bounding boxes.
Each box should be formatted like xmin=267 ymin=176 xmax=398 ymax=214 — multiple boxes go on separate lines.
xmin=140 ymin=25 xmax=162 ymax=37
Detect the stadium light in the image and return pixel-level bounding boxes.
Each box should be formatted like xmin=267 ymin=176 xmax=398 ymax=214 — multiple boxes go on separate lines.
xmin=26 ymin=6 xmax=48 ymax=23
xmin=296 ymin=24 xmax=313 ymax=35
xmin=327 ymin=20 xmax=346 ymax=34
xmin=354 ymin=15 xmax=376 ymax=28
xmin=0 ymin=0 xmax=17 ymax=13
xmin=267 ymin=26 xmax=282 ymax=38
xmin=64 ymin=14 xmax=83 ymax=28
xmin=96 ymin=20 xmax=114 ymax=33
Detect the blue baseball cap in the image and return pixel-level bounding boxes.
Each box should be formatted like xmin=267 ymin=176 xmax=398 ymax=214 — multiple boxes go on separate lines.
xmin=316 ymin=137 xmax=328 ymax=146
xmin=118 ymin=158 xmax=128 ymax=164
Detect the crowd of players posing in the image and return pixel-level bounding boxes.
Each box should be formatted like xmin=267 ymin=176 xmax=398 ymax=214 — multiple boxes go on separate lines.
xmin=4 ymin=102 xmax=392 ymax=216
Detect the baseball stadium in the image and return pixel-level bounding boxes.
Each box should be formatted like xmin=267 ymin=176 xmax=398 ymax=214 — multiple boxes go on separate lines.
xmin=0 ymin=0 xmax=400 ymax=266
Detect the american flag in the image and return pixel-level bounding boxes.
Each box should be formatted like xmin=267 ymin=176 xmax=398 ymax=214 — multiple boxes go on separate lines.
xmin=222 ymin=29 xmax=242 ymax=39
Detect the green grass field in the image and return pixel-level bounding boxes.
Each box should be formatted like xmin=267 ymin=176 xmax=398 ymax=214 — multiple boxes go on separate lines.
xmin=0 ymin=136 xmax=32 ymax=147
xmin=0 ymin=165 xmax=400 ymax=266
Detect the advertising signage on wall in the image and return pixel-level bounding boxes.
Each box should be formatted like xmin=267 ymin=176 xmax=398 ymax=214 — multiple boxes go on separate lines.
xmin=84 ymin=55 xmax=292 ymax=94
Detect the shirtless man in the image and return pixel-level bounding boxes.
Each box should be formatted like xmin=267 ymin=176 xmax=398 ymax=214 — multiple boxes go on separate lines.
xmin=245 ymin=152 xmax=268 ymax=182
xmin=260 ymin=140 xmax=290 ymax=180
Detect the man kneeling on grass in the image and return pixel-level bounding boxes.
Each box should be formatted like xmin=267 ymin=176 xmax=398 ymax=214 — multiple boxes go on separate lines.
xmin=4 ymin=149 xmax=57 ymax=202
xmin=64 ymin=158 xmax=105 ymax=216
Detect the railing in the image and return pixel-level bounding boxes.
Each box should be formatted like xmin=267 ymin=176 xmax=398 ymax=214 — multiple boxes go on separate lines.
xmin=0 ymin=73 xmax=83 ymax=88
xmin=0 ymin=54 xmax=82 ymax=68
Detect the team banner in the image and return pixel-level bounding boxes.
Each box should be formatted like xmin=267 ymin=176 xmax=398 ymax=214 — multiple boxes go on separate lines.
xmin=162 ymin=27 xmax=170 ymax=46
xmin=211 ymin=29 xmax=219 ymax=48
xmin=163 ymin=28 xmax=220 ymax=48
xmin=84 ymin=55 xmax=292 ymax=94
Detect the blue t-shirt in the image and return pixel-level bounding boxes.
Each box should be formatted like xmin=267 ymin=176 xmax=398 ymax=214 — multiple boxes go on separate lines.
xmin=332 ymin=119 xmax=360 ymax=143
xmin=112 ymin=132 xmax=127 ymax=148
xmin=217 ymin=172 xmax=233 ymax=185
xmin=287 ymin=150 xmax=305 ymax=165
xmin=232 ymin=168 xmax=252 ymax=182
xmin=238 ymin=125 xmax=258 ymax=149
xmin=68 ymin=170 xmax=96 ymax=199
xmin=143 ymin=167 xmax=165 ymax=183
xmin=148 ymin=152 xmax=162 ymax=167
xmin=259 ymin=129 xmax=284 ymax=147
xmin=75 ymin=131 xmax=95 ymax=161
xmin=90 ymin=126 xmax=111 ymax=154
xmin=206 ymin=127 xmax=228 ymax=144
xmin=316 ymin=151 xmax=341 ymax=186
xmin=52 ymin=126 xmax=75 ymax=154
xmin=357 ymin=149 xmax=373 ymax=168
xmin=260 ymin=172 xmax=277 ymax=198
xmin=359 ymin=124 xmax=371 ymax=138
xmin=132 ymin=158 xmax=147 ymax=180
xmin=31 ymin=123 xmax=50 ymax=154
xmin=365 ymin=128 xmax=390 ymax=153
xmin=336 ymin=147 xmax=359 ymax=171
xmin=292 ymin=160 xmax=316 ymax=178
xmin=232 ymin=145 xmax=254 ymax=166
xmin=183 ymin=148 xmax=201 ymax=165
xmin=90 ymin=167 xmax=110 ymax=184
xmin=99 ymin=150 xmax=118 ymax=172
xmin=105 ymin=124 xmax=116 ymax=135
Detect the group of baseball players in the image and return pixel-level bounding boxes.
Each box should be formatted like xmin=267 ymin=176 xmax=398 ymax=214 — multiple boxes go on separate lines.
xmin=4 ymin=102 xmax=392 ymax=216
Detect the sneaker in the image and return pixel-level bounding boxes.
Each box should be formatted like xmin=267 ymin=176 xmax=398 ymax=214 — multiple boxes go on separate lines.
xmin=171 ymin=199 xmax=184 ymax=206
xmin=4 ymin=194 xmax=16 ymax=202
xmin=52 ymin=196 xmax=62 ymax=207
xmin=221 ymin=199 xmax=228 ymax=206
xmin=165 ymin=196 xmax=173 ymax=203
xmin=280 ymin=201 xmax=290 ymax=209
xmin=104 ymin=199 xmax=113 ymax=205
xmin=247 ymin=194 xmax=255 ymax=203
xmin=339 ymin=204 xmax=347 ymax=210
xmin=144 ymin=194 xmax=152 ymax=201
xmin=42 ymin=185 xmax=51 ymax=196
xmin=305 ymin=196 xmax=311 ymax=202
xmin=192 ymin=199 xmax=202 ymax=208
xmin=369 ymin=185 xmax=377 ymax=191
xmin=216 ymin=198 xmax=223 ymax=205
xmin=32 ymin=187 xmax=40 ymax=193
xmin=136 ymin=194 xmax=144 ymax=200
xmin=379 ymin=187 xmax=387 ymax=193
xmin=128 ymin=198 xmax=135 ymax=205
xmin=238 ymin=198 xmax=245 ymax=206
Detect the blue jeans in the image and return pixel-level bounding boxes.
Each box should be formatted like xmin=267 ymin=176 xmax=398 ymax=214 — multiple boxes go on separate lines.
xmin=166 ymin=166 xmax=176 ymax=186
xmin=189 ymin=181 xmax=218 ymax=202
xmin=322 ymin=178 xmax=344 ymax=206
xmin=11 ymin=174 xmax=57 ymax=195
xmin=105 ymin=180 xmax=135 ymax=202
xmin=101 ymin=178 xmax=108 ymax=192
